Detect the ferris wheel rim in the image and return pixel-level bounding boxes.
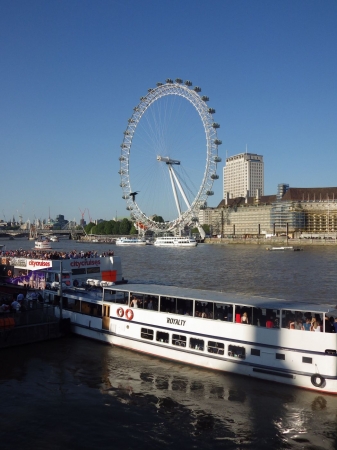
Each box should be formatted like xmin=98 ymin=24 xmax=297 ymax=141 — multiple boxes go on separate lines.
xmin=119 ymin=80 xmax=220 ymax=232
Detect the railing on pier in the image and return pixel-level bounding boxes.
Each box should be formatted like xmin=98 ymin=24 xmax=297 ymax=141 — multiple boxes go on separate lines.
xmin=0 ymin=304 xmax=58 ymax=331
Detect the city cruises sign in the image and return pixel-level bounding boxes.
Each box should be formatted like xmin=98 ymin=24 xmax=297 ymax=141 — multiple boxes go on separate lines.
xmin=10 ymin=258 xmax=52 ymax=271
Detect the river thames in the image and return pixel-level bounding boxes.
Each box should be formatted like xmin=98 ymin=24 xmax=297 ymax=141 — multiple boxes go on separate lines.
xmin=1 ymin=238 xmax=337 ymax=449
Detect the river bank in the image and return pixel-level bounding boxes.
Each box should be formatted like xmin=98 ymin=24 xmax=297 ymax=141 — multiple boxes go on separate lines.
xmin=205 ymin=237 xmax=337 ymax=246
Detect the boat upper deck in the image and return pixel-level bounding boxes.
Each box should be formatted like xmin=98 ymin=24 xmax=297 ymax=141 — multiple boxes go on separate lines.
xmin=114 ymin=284 xmax=337 ymax=314
xmin=59 ymin=283 xmax=337 ymax=315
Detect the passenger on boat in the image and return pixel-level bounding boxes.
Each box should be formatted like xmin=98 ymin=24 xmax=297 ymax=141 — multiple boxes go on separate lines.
xmin=311 ymin=319 xmax=321 ymax=332
xmin=324 ymin=316 xmax=333 ymax=333
xmin=294 ymin=318 xmax=303 ymax=330
xmin=241 ymin=312 xmax=249 ymax=324
xmin=310 ymin=317 xmax=316 ymax=331
xmin=266 ymin=317 xmax=274 ymax=328
xmin=302 ymin=317 xmax=311 ymax=331
xmin=333 ymin=318 xmax=337 ymax=333
xmin=131 ymin=297 xmax=138 ymax=308
xmin=148 ymin=300 xmax=153 ymax=310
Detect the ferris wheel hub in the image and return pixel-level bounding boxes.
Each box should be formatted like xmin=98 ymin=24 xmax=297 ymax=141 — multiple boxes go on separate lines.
xmin=156 ymin=155 xmax=181 ymax=165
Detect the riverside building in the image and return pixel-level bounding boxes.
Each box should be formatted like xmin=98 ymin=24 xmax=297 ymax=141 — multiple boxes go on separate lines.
xmin=223 ymin=152 xmax=264 ymax=199
xmin=199 ymin=185 xmax=337 ymax=238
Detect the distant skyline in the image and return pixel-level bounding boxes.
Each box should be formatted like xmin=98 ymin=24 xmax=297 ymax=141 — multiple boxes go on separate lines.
xmin=1 ymin=0 xmax=336 ymax=223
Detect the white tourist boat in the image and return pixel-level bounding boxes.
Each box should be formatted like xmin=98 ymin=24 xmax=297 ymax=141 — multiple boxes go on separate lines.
xmin=154 ymin=236 xmax=197 ymax=247
xmin=267 ymin=246 xmax=303 ymax=251
xmin=0 ymin=254 xmax=124 ymax=289
xmin=115 ymin=237 xmax=147 ymax=246
xmin=43 ymin=280 xmax=337 ymax=394
xmin=34 ymin=236 xmax=53 ymax=249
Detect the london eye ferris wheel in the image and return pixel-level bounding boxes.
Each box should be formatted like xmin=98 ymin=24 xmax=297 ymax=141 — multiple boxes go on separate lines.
xmin=119 ymin=78 xmax=222 ymax=234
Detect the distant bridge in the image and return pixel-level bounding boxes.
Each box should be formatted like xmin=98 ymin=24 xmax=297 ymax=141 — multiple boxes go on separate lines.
xmin=0 ymin=229 xmax=85 ymax=239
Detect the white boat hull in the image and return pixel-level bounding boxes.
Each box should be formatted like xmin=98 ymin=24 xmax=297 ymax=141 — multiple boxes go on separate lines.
xmin=56 ymin=301 xmax=337 ymax=395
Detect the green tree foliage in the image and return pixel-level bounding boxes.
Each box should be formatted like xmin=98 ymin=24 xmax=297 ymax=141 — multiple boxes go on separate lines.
xmin=152 ymin=215 xmax=164 ymax=223
xmin=119 ymin=218 xmax=132 ymax=235
xmin=84 ymin=222 xmax=95 ymax=234
xmin=130 ymin=224 xmax=138 ymax=235
xmin=83 ymin=219 xmax=135 ymax=235
xmin=191 ymin=224 xmax=210 ymax=235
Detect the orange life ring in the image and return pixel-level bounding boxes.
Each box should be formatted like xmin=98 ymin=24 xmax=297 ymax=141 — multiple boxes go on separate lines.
xmin=117 ymin=307 xmax=124 ymax=318
xmin=7 ymin=270 xmax=12 ymax=277
xmin=125 ymin=309 xmax=134 ymax=321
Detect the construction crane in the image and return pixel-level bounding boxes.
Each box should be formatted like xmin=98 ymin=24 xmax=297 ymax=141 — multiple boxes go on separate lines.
xmin=79 ymin=208 xmax=87 ymax=224
xmin=87 ymin=209 xmax=93 ymax=224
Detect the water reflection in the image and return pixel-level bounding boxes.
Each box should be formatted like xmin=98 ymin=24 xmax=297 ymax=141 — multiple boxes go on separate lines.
xmin=101 ymin=345 xmax=337 ymax=449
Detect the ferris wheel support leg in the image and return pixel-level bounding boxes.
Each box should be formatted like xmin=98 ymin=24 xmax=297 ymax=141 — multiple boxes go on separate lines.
xmin=169 ymin=165 xmax=191 ymax=209
xmin=169 ymin=165 xmax=182 ymax=217
xmin=196 ymin=221 xmax=206 ymax=239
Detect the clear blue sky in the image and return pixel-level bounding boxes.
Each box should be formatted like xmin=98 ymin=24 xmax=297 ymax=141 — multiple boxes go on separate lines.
xmin=1 ymin=0 xmax=336 ymax=224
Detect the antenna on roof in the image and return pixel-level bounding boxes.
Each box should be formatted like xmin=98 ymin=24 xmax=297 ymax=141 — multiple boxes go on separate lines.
xmin=246 ymin=144 xmax=248 ymax=154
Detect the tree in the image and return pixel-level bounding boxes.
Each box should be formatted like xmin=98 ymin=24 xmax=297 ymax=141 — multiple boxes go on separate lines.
xmin=104 ymin=220 xmax=115 ymax=235
xmin=130 ymin=224 xmax=138 ymax=235
xmin=152 ymin=215 xmax=164 ymax=223
xmin=85 ymin=222 xmax=95 ymax=234
xmin=119 ymin=218 xmax=132 ymax=235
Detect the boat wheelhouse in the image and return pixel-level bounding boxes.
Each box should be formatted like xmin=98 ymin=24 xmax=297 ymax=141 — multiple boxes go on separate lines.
xmin=154 ymin=236 xmax=197 ymax=247
xmin=47 ymin=282 xmax=337 ymax=393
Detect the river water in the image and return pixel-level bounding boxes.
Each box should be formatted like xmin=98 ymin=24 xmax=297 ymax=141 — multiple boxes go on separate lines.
xmin=1 ymin=238 xmax=337 ymax=449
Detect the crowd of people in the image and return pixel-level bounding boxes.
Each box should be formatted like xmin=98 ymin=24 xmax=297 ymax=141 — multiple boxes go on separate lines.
xmin=0 ymin=248 xmax=114 ymax=260
xmin=0 ymin=292 xmax=43 ymax=314
xmin=288 ymin=315 xmax=337 ymax=332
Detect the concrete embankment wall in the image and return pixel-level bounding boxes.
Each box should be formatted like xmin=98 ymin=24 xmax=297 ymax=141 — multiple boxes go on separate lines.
xmin=205 ymin=238 xmax=337 ymax=246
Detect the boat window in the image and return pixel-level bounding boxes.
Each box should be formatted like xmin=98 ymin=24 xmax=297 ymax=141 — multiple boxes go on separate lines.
xmin=228 ymin=345 xmax=246 ymax=359
xmin=141 ymin=328 xmax=154 ymax=340
xmin=172 ymin=334 xmax=186 ymax=347
xmin=234 ymin=306 xmax=253 ymax=324
xmin=189 ymin=337 xmax=204 ymax=351
xmin=160 ymin=297 xmax=192 ymax=315
xmin=282 ymin=310 xmax=322 ymax=330
xmin=251 ymin=349 xmax=260 ymax=356
xmin=130 ymin=293 xmax=158 ymax=310
xmin=214 ymin=304 xmax=231 ymax=321
xmin=156 ymin=331 xmax=169 ymax=343
xmin=109 ymin=290 xmax=128 ymax=305
xmin=71 ymin=268 xmax=86 ymax=275
xmin=195 ymin=301 xmax=214 ymax=319
xmin=81 ymin=301 xmax=102 ymax=317
xmin=87 ymin=267 xmax=100 ymax=274
xmin=302 ymin=357 xmax=312 ymax=364
xmin=252 ymin=307 xmax=279 ymax=327
xmin=276 ymin=353 xmax=285 ymax=360
xmin=207 ymin=341 xmax=224 ymax=355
